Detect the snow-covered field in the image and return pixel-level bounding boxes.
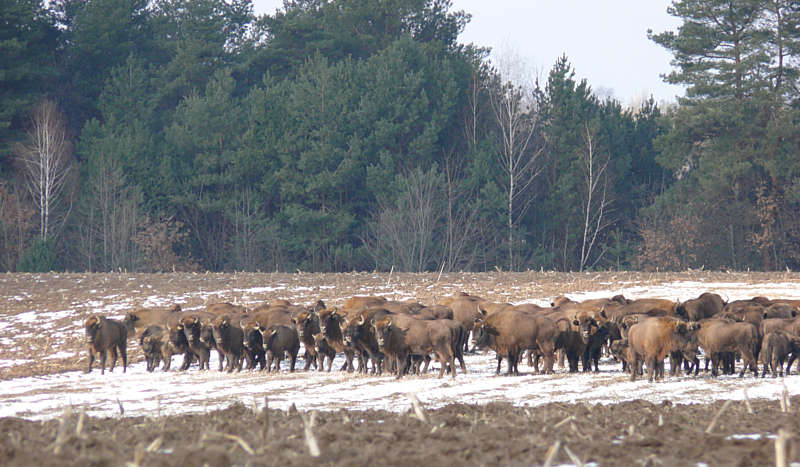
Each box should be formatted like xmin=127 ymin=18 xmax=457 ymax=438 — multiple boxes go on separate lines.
xmin=1 ymin=276 xmax=799 ymax=421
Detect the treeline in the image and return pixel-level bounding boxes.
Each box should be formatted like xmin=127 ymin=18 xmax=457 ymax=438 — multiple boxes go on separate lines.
xmin=1 ymin=0 xmax=799 ymax=273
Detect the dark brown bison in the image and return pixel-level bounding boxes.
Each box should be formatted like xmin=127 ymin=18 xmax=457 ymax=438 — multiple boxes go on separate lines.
xmin=696 ymin=318 xmax=759 ymax=377
xmin=292 ymin=309 xmax=321 ymax=371
xmin=760 ymin=330 xmax=800 ymax=377
xmin=609 ymin=338 xmax=632 ymax=374
xmin=239 ymin=319 xmax=266 ymax=370
xmin=571 ymin=310 xmax=610 ymax=373
xmin=312 ymin=332 xmax=337 ymax=371
xmin=626 ymin=316 xmax=699 ymax=382
xmin=139 ymin=324 xmax=181 ymax=372
xmin=676 ymin=292 xmax=725 ymax=321
xmin=472 ymin=309 xmax=559 ymax=375
xmin=372 ymin=316 xmax=457 ymax=379
xmin=341 ymin=308 xmax=387 ymax=374
xmin=177 ymin=315 xmax=212 ymax=371
xmin=262 ymin=325 xmax=300 ymax=372
xmin=211 ymin=315 xmax=244 ymax=372
xmin=85 ymin=315 xmax=133 ymax=374
xmin=317 ymin=306 xmax=355 ymax=372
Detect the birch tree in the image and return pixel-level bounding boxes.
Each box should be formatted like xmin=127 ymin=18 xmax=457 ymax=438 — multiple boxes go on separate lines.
xmin=578 ymin=124 xmax=611 ymax=271
xmin=488 ymin=50 xmax=544 ymax=270
xmin=14 ymin=100 xmax=74 ymax=243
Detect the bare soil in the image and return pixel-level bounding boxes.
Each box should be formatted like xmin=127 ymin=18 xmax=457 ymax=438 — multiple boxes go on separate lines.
xmin=2 ymin=398 xmax=799 ymax=466
xmin=2 ymin=270 xmax=800 ymax=466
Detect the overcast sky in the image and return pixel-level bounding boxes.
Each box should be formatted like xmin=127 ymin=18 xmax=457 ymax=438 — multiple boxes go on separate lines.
xmin=251 ymin=0 xmax=685 ymax=105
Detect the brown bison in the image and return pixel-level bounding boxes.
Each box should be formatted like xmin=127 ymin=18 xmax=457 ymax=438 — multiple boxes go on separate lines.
xmin=696 ymin=318 xmax=759 ymax=377
xmin=85 ymin=315 xmax=133 ymax=374
xmin=438 ymin=293 xmax=486 ymax=352
xmin=760 ymin=330 xmax=800 ymax=377
xmin=372 ymin=316 xmax=457 ymax=379
xmin=676 ymin=292 xmax=725 ymax=321
xmin=626 ymin=316 xmax=699 ymax=382
xmin=122 ymin=304 xmax=182 ymax=335
xmin=763 ymin=303 xmax=797 ymax=319
xmin=472 ymin=309 xmax=559 ymax=375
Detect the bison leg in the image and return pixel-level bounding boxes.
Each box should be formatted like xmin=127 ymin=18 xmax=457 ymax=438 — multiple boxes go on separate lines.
xmin=108 ymin=346 xmax=117 ymax=372
xmin=629 ymin=354 xmax=639 ymax=381
xmin=86 ymin=347 xmax=95 ymax=373
xmin=396 ymin=354 xmax=408 ymax=379
xmin=99 ymin=349 xmax=108 ymax=375
xmin=119 ymin=343 xmax=127 ymax=373
xmin=289 ymin=350 xmax=298 ymax=372
xmin=646 ymin=356 xmax=657 ymax=382
xmin=506 ymin=351 xmax=518 ymax=376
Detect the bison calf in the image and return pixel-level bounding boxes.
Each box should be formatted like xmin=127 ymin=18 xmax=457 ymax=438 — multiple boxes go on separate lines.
xmin=85 ymin=315 xmax=132 ymax=374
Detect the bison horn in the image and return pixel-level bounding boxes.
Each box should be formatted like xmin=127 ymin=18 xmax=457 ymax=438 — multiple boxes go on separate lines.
xmin=193 ymin=316 xmax=199 ymax=324
xmin=358 ymin=314 xmax=365 ymax=325
xmin=387 ymin=317 xmax=392 ymax=328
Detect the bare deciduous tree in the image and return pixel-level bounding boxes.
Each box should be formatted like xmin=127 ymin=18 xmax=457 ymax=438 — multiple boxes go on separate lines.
xmin=0 ymin=181 xmax=36 ymax=271
xmin=440 ymin=148 xmax=483 ymax=272
xmin=364 ymin=167 xmax=445 ymax=272
xmin=77 ymin=150 xmax=141 ymax=271
xmin=14 ymin=100 xmax=74 ymax=243
xmin=488 ymin=59 xmax=544 ymax=270
xmin=578 ymin=124 xmax=611 ymax=271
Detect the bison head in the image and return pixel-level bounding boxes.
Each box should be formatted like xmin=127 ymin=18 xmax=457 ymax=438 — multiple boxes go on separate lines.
xmin=341 ymin=318 xmax=359 ymax=345
xmin=372 ymin=317 xmax=392 ymax=348
xmin=470 ymin=318 xmax=496 ymax=349
xmin=242 ymin=323 xmax=263 ymax=351
xmin=85 ymin=316 xmax=102 ymax=344
xmin=573 ymin=313 xmax=599 ymax=344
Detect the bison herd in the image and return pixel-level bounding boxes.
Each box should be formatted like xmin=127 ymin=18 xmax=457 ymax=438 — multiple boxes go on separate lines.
xmin=82 ymin=292 xmax=800 ymax=382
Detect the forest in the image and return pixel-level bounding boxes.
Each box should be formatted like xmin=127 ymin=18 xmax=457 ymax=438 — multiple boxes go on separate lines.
xmin=2 ymin=0 xmax=799 ymax=273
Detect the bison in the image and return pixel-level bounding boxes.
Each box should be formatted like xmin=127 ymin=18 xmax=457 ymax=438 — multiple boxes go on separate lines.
xmin=312 ymin=332 xmax=337 ymax=372
xmin=85 ymin=315 xmax=133 ymax=374
xmin=372 ymin=316 xmax=457 ymax=379
xmin=122 ymin=304 xmax=182 ymax=336
xmin=211 ymin=315 xmax=244 ymax=372
xmin=626 ymin=316 xmax=699 ymax=382
xmin=696 ymin=318 xmax=759 ymax=377
xmin=472 ymin=309 xmax=559 ymax=375
xmin=317 ymin=306 xmax=356 ymax=372
xmin=292 ymin=309 xmax=321 ymax=371
xmin=760 ymin=330 xmax=800 ymax=377
xmin=263 ymin=325 xmax=300 ymax=372
xmin=676 ymin=292 xmax=724 ymax=321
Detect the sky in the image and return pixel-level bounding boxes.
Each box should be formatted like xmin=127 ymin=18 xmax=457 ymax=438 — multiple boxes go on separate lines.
xmin=251 ymin=0 xmax=686 ymax=106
